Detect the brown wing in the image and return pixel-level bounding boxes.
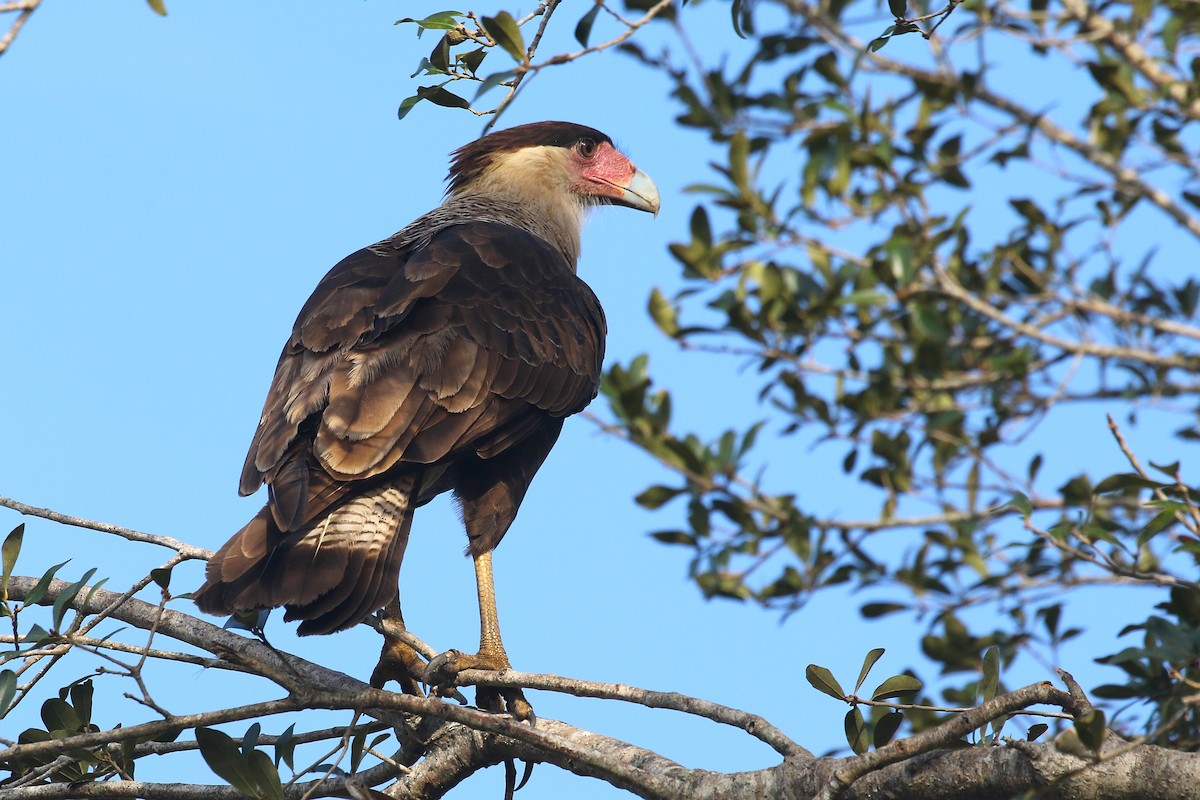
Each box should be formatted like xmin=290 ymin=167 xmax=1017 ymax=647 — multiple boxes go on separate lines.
xmin=238 ymin=221 xmax=606 ymax=532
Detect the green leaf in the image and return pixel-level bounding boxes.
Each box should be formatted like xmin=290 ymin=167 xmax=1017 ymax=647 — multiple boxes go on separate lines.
xmin=910 ymin=304 xmax=949 ymax=341
xmin=868 ymin=35 xmax=891 ymax=52
xmin=1092 ymin=473 xmax=1165 ymax=494
xmin=245 ymin=749 xmax=283 ymax=800
xmin=458 ymin=47 xmax=487 ymax=75
xmin=150 ymin=566 xmax=173 ymax=591
xmin=636 ymin=485 xmax=684 ymax=510
xmin=146 ymin=0 xmax=167 ymax=15
xmin=1149 ymin=460 xmax=1180 ymax=478
xmin=841 ymin=290 xmax=889 ymax=307
xmin=428 ymin=35 xmax=452 ymax=73
xmin=41 ymin=697 xmax=83 ymax=735
xmin=22 ymin=624 xmax=49 ymax=645
xmin=397 ymin=93 xmax=425 ymax=121
xmin=872 ymin=674 xmax=922 ymax=701
xmin=417 ymin=84 xmax=471 ymax=110
xmin=844 ymin=707 xmax=869 ymax=754
xmin=731 ymin=0 xmax=749 ymax=37
xmin=481 ymin=12 xmax=526 ymax=62
xmin=274 ymin=723 xmax=295 ymax=770
xmin=79 ymin=578 xmax=109 ymax=615
xmin=855 ymin=648 xmax=885 ymax=693
xmin=69 ymin=679 xmax=93 ymax=726
xmin=52 ymin=568 xmax=97 ymax=631
xmin=474 ymin=69 xmax=518 ymax=99
xmin=197 ymin=727 xmax=267 ymax=798
xmin=805 ymin=664 xmax=845 ymax=700
xmin=1010 ymin=197 xmax=1046 ymax=226
xmin=574 ymin=3 xmax=602 ymax=47
xmin=1004 ymin=492 xmax=1032 ymax=519
xmin=860 ymin=602 xmax=907 ymax=618
xmin=351 ymin=728 xmax=368 ymax=772
xmin=885 ymin=239 xmax=915 ymax=285
xmin=648 ymin=288 xmax=680 ymax=336
xmin=649 ymin=530 xmax=696 ymax=546
xmin=1074 ymin=709 xmax=1106 ymax=752
xmin=241 ymin=722 xmax=261 ymax=756
xmin=980 ymin=646 xmax=1000 ymax=703
xmin=1137 ymin=506 xmax=1180 ymax=548
xmin=23 ymin=561 xmax=69 ymax=607
xmin=395 ymin=11 xmax=463 ymax=32
xmin=0 ymin=670 xmax=17 ymax=717
xmin=874 ymin=711 xmax=903 ymax=748
xmin=1 ymin=525 xmax=23 ymax=603
xmin=1027 ymin=722 xmax=1049 ymax=741
xmin=888 ymin=0 xmax=907 ymax=16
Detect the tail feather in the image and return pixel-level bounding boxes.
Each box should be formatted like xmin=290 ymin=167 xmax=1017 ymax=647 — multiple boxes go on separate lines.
xmin=195 ymin=475 xmax=416 ymax=634
xmin=291 ymin=509 xmax=412 ymax=635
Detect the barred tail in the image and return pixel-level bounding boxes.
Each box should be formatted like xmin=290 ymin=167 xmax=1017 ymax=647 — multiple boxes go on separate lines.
xmin=194 ymin=475 xmax=415 ymax=635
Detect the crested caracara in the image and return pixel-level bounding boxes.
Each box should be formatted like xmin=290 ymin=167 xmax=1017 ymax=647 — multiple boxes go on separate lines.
xmin=194 ymin=121 xmax=659 ymax=717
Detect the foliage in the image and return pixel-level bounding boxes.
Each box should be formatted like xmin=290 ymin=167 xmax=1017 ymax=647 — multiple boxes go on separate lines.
xmin=597 ymin=0 xmax=1200 ymax=754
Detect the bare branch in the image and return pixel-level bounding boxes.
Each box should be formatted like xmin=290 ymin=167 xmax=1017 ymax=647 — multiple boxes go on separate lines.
xmin=534 ymin=0 xmax=674 ymax=69
xmin=452 ymin=668 xmax=808 ymax=757
xmin=0 ymin=0 xmax=39 ymax=58
xmin=0 ymin=497 xmax=212 ymax=560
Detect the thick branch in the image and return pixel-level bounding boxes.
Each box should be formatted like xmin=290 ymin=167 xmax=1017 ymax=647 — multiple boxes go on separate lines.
xmin=0 ymin=575 xmax=761 ymax=799
xmin=815 ymin=679 xmax=1081 ymax=799
xmin=3 ymin=563 xmax=1200 ymax=798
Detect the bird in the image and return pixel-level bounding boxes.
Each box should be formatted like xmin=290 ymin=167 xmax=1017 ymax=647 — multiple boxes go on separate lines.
xmin=194 ymin=121 xmax=660 ymax=718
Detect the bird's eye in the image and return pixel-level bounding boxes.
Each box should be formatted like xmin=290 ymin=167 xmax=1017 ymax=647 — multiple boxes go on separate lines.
xmin=576 ymin=138 xmax=598 ymax=158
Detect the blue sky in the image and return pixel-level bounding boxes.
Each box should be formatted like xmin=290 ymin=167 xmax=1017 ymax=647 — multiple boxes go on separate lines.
xmin=1 ymin=2 xmax=1180 ymax=797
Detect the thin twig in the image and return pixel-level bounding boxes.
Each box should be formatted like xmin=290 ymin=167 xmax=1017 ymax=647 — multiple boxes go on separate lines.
xmin=0 ymin=0 xmax=39 ymax=58
xmin=1105 ymin=414 xmax=1199 ymax=537
xmin=0 ymin=497 xmax=211 ymax=560
xmin=481 ymin=0 xmax=563 ymax=131
xmin=451 ymin=668 xmax=809 ymax=758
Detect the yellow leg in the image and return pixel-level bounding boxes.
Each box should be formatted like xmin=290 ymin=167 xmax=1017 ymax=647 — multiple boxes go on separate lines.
xmin=423 ymin=549 xmax=533 ymax=721
xmin=474 ymin=550 xmax=510 ymax=665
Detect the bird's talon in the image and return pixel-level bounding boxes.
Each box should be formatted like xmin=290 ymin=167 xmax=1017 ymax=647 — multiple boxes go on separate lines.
xmin=421 ymin=649 xmax=463 ymax=689
xmin=371 ymin=632 xmax=429 ymax=695
xmin=423 ymin=649 xmax=534 ymax=721
xmin=508 ymin=693 xmax=535 ymax=724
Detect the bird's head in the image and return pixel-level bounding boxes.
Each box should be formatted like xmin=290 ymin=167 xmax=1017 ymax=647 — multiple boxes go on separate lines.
xmin=447 ymin=121 xmax=660 ymax=217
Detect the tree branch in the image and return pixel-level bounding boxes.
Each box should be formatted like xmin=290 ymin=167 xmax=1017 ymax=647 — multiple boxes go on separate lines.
xmin=0 ymin=0 xmax=39 ymax=58
xmin=0 ymin=497 xmax=212 ymax=560
xmin=3 ymin=544 xmax=1199 ymax=799
xmin=1057 ymin=0 xmax=1200 ymax=121
xmin=788 ymin=0 xmax=1200 ymax=242
xmin=452 ymin=668 xmax=808 ymax=757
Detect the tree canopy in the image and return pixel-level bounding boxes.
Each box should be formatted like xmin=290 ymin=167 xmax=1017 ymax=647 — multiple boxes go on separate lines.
xmin=3 ymin=0 xmax=1200 ymax=797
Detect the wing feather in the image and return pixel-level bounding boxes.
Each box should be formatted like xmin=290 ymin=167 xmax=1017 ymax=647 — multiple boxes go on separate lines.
xmin=241 ymin=220 xmax=606 ymax=528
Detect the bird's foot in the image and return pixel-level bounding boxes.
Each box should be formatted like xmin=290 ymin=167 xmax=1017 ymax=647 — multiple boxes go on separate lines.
xmin=423 ymin=648 xmax=533 ymax=722
xmin=370 ymin=634 xmax=428 ymax=695
xmin=370 ymin=611 xmax=468 ymax=704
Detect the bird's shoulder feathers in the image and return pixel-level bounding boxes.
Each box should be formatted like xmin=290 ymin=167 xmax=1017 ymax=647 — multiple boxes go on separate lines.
xmin=239 ymin=218 xmax=607 ymax=530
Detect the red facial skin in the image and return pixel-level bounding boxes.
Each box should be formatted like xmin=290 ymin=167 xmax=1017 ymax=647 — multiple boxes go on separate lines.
xmin=572 ymin=140 xmax=660 ymax=213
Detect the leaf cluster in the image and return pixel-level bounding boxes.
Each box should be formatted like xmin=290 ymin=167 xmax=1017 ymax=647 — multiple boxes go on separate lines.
xmin=600 ymin=0 xmax=1200 ymax=750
